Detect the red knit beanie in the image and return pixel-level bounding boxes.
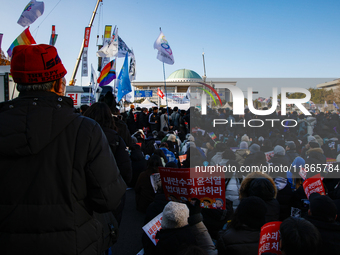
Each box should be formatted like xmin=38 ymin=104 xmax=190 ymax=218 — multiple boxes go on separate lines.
xmin=10 ymin=44 xmax=67 ymax=84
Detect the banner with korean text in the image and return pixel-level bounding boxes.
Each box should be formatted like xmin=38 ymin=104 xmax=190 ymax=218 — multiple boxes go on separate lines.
xmin=81 ymin=27 xmax=91 ymax=77
xmin=159 ymin=167 xmax=226 ymax=210
xmin=303 ymin=173 xmax=326 ymax=199
xmin=258 ymin=221 xmax=282 ymax=255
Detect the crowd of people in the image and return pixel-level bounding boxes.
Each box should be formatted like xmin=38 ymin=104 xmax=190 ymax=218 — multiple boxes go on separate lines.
xmin=1 ymin=44 xmax=340 ymax=255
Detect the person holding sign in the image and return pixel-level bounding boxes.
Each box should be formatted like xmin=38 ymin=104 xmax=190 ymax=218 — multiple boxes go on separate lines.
xmin=260 ymin=217 xmax=321 ymax=255
xmin=304 ymin=193 xmax=340 ymax=255
xmin=154 ymin=201 xmax=217 ymax=255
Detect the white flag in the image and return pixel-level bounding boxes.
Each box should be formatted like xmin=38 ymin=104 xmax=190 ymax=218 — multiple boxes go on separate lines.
xmin=17 ymin=0 xmax=44 ymax=27
xmin=125 ymin=91 xmax=134 ymax=103
xmin=185 ymin=87 xmax=191 ymax=100
xmin=97 ymin=26 xmax=118 ymax=58
xmin=90 ymin=64 xmax=98 ymax=97
xmin=129 ymin=49 xmax=136 ymax=81
xmin=154 ymin=31 xmax=174 ymax=65
xmin=118 ymin=36 xmax=133 ymax=58
xmin=324 ymin=101 xmax=328 ymax=108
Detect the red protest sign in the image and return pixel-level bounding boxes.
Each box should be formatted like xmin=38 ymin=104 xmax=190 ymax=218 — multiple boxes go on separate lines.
xmin=299 ymin=167 xmax=307 ymax=180
xmin=303 ymin=173 xmax=326 ymax=199
xmin=258 ymin=221 xmax=282 ymax=255
xmin=265 ymin=151 xmax=274 ymax=162
xmin=159 ymin=167 xmax=226 ymax=210
xmin=178 ymin=155 xmax=187 ymax=166
xmin=142 ymin=212 xmax=163 ymax=245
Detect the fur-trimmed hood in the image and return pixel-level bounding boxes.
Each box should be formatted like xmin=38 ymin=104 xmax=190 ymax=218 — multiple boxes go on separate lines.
xmin=239 ymin=172 xmax=277 ymax=201
xmin=306 ymin=147 xmax=323 ymax=155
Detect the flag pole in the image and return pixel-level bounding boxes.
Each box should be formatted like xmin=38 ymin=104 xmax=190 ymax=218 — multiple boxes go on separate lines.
xmin=89 ymin=85 xmax=91 ymax=105
xmin=69 ymin=0 xmax=102 ymax=86
xmin=162 ymin=61 xmax=170 ymax=128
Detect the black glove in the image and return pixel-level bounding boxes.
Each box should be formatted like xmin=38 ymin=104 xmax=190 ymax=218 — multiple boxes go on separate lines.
xmin=186 ymin=198 xmax=203 ymax=225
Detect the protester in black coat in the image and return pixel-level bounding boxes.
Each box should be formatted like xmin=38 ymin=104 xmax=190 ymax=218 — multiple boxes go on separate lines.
xmin=274 ymin=175 xmax=293 ymax=221
xmin=217 ymin=196 xmax=267 ymax=255
xmin=135 ymin=155 xmax=163 ymax=213
xmin=84 ymin=103 xmax=132 ymax=184
xmin=129 ymin=140 xmax=148 ymax=188
xmin=279 ymin=217 xmax=321 ymax=255
xmin=0 ymin=44 xmax=126 ymax=255
xmin=304 ymin=193 xmax=340 ymax=255
xmin=285 ymin=141 xmax=299 ymax=164
xmin=83 ymin=103 xmax=133 ymax=226
xmin=268 ymin=145 xmax=290 ymax=170
xmin=239 ymin=172 xmax=280 ymax=222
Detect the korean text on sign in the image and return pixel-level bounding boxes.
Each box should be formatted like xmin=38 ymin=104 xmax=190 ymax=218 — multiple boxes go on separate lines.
xmin=142 ymin=213 xmax=163 ymax=246
xmin=159 ymin=167 xmax=226 ymax=210
xmin=303 ymin=173 xmax=326 ymax=199
xmin=258 ymin=221 xmax=282 ymax=255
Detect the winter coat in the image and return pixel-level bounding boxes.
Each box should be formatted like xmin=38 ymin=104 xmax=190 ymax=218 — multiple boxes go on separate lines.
xmin=154 ymin=222 xmax=217 ymax=255
xmin=129 ymin=143 xmax=148 ymax=187
xmin=306 ymin=116 xmax=316 ymax=135
xmin=243 ymin=153 xmax=258 ymax=167
xmin=285 ymin=150 xmax=299 ymax=165
xmin=268 ymin=155 xmax=290 ymax=168
xmin=211 ymin=152 xmax=224 ymax=165
xmin=235 ymin=149 xmax=250 ymax=166
xmin=135 ymin=169 xmax=157 ymax=213
xmin=0 ymin=91 xmax=126 ymax=255
xmin=114 ymin=116 xmax=132 ymax=148
xmin=201 ymin=201 xmax=234 ymax=240
xmin=160 ymin=113 xmax=170 ymax=132
xmin=149 ymin=112 xmax=160 ymax=131
xmin=305 ymin=215 xmax=340 ymax=255
xmin=217 ymin=226 xmax=260 ymax=255
xmin=137 ymin=111 xmax=148 ymax=129
xmin=239 ymin=172 xmax=280 ymax=223
xmin=274 ymin=177 xmax=293 ymax=221
xmin=305 ymin=148 xmax=327 ymax=178
xmin=102 ymin=127 xmax=132 ymax=184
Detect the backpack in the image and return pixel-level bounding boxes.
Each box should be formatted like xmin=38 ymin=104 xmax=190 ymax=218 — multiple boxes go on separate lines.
xmin=93 ymin=211 xmax=119 ymax=252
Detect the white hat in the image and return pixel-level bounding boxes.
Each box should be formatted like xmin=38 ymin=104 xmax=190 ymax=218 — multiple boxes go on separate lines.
xmin=161 ymin=201 xmax=189 ymax=229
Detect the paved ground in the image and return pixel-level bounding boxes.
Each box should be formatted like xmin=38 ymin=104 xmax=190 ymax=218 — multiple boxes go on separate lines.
xmin=111 ymin=189 xmax=146 ymax=255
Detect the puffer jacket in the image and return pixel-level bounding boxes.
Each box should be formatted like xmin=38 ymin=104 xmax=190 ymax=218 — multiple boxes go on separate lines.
xmin=217 ymin=227 xmax=260 ymax=255
xmin=239 ymin=172 xmax=280 ymax=222
xmin=235 ymin=149 xmax=250 ymax=166
xmin=102 ymin=127 xmax=132 ymax=184
xmin=0 ymin=91 xmax=127 ymax=255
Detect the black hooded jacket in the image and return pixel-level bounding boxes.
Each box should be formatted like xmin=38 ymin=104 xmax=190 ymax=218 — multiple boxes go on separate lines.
xmin=0 ymin=91 xmax=126 ymax=255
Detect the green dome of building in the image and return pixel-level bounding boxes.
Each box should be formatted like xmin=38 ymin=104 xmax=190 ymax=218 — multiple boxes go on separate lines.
xmin=166 ymin=69 xmax=202 ymax=82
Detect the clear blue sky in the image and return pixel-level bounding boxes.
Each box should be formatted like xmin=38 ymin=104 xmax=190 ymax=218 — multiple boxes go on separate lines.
xmin=1 ymin=0 xmax=340 ymax=97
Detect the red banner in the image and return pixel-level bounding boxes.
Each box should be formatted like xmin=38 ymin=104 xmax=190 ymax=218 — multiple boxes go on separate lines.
xmin=302 ymin=173 xmax=326 ymax=199
xmin=84 ymin=27 xmax=91 ymax=48
xmin=258 ymin=221 xmax=282 ymax=255
xmin=157 ymin=88 xmax=164 ymax=99
xmin=265 ymin=151 xmax=274 ymax=162
xmin=142 ymin=212 xmax=163 ymax=246
xmin=159 ymin=167 xmax=226 ymax=210
xmin=82 ymin=27 xmax=91 ymax=77
xmin=51 ymin=25 xmax=56 ymax=39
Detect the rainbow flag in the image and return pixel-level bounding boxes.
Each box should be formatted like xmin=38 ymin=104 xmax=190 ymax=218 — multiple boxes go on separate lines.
xmin=97 ymin=59 xmax=116 ymax=87
xmin=208 ymin=132 xmax=217 ymax=140
xmin=7 ymin=27 xmax=36 ymax=57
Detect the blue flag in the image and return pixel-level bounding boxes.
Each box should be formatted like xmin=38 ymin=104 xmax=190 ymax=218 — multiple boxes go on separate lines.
xmin=333 ymin=101 xmax=339 ymax=109
xmin=117 ymin=52 xmax=132 ymax=102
